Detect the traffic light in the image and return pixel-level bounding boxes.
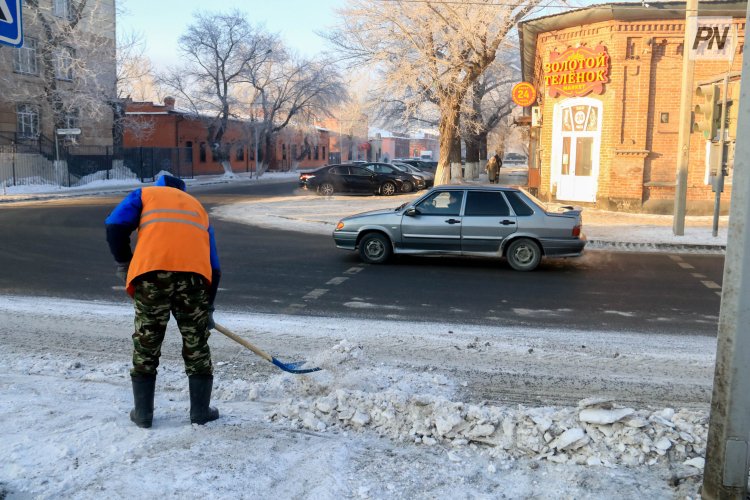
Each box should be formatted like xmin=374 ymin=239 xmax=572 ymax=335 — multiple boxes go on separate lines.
xmin=693 ymin=84 xmax=720 ymax=140
xmin=726 ymin=81 xmax=740 ymax=141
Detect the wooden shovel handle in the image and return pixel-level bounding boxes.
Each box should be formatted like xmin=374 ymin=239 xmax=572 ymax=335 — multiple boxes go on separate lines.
xmin=213 ymin=323 xmax=273 ymax=363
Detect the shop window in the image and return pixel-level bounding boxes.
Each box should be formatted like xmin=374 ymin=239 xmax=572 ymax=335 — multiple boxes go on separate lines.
xmin=322 ymin=146 xmax=326 ymax=160
xmin=282 ymin=144 xmax=287 ymax=160
xmin=314 ymin=145 xmax=319 ymax=160
xmin=291 ymin=144 xmax=297 ymax=161
xmin=199 ymin=142 xmax=207 ymax=163
xmin=236 ymin=146 xmax=244 ymax=161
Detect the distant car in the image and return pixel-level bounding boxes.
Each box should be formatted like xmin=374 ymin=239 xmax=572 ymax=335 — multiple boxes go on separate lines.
xmin=502 ymin=153 xmax=527 ymax=166
xmin=394 ymin=159 xmax=438 ymax=172
xmin=300 ymin=164 xmax=407 ymax=196
xmin=362 ymin=162 xmax=425 ymax=193
xmin=332 ymin=185 xmax=585 ymax=271
xmin=393 ymin=162 xmax=434 ymax=188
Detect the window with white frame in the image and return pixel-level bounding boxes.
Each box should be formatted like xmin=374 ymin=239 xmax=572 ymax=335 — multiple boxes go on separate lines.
xmin=17 ymin=104 xmax=40 ymax=138
xmin=63 ymin=109 xmax=80 ymax=130
xmin=14 ymin=38 xmax=38 ymax=75
xmin=53 ymin=0 xmax=70 ymax=19
xmin=56 ymin=47 xmax=74 ymax=80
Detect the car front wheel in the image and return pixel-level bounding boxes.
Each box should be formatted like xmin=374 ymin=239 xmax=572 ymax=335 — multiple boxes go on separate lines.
xmin=400 ymin=180 xmax=413 ymax=193
xmin=506 ymin=238 xmax=541 ymax=271
xmin=317 ymin=182 xmax=335 ymax=196
xmin=358 ymin=233 xmax=392 ymax=264
xmin=381 ymin=181 xmax=397 ymax=196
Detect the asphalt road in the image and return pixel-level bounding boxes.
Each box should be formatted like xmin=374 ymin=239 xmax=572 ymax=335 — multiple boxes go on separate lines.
xmin=0 ymin=180 xmax=724 ymax=336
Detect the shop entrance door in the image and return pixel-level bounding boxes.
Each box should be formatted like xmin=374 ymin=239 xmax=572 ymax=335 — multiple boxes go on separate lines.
xmin=552 ymin=100 xmax=601 ymax=203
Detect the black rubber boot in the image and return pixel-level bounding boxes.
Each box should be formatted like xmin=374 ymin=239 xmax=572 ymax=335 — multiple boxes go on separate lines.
xmin=188 ymin=374 xmax=220 ymax=425
xmin=130 ymin=373 xmax=156 ymax=428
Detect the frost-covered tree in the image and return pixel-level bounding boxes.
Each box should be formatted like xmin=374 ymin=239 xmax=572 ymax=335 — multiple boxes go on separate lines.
xmin=326 ymin=0 xmax=542 ymax=184
xmin=0 ymin=0 xmax=116 ymax=146
xmin=159 ymin=10 xmax=275 ymax=174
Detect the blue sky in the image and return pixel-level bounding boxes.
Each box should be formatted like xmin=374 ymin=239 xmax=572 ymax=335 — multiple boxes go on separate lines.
xmin=118 ymin=0 xmax=345 ymax=68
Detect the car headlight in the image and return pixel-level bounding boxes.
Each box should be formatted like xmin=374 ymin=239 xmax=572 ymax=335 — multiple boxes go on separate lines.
xmin=336 ymin=221 xmax=345 ymax=230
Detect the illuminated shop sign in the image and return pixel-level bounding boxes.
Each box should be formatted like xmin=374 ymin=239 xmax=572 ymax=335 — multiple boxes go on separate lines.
xmin=544 ymin=45 xmax=610 ymax=98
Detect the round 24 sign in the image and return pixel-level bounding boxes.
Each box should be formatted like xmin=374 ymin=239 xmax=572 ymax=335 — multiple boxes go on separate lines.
xmin=512 ymin=82 xmax=537 ymax=107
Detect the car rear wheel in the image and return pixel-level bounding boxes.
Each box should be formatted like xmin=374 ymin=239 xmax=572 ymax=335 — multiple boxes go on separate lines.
xmin=317 ymin=182 xmax=334 ymax=196
xmin=358 ymin=233 xmax=392 ymax=264
xmin=400 ymin=180 xmax=413 ymax=193
xmin=381 ymin=181 xmax=397 ymax=196
xmin=506 ymin=238 xmax=541 ymax=271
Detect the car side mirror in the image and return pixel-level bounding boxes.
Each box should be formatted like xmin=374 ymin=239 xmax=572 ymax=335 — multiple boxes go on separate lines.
xmin=405 ymin=207 xmax=418 ymax=216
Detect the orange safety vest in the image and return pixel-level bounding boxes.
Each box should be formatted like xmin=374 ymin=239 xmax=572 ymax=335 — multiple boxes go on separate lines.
xmin=126 ymin=186 xmax=212 ymax=296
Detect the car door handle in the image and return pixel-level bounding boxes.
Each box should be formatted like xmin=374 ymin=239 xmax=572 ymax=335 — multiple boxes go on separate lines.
xmin=500 ymin=220 xmax=516 ymax=225
xmin=445 ymin=218 xmax=461 ymax=224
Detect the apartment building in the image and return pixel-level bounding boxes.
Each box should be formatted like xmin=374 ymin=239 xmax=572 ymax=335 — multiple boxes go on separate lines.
xmin=0 ymin=0 xmax=116 ymax=154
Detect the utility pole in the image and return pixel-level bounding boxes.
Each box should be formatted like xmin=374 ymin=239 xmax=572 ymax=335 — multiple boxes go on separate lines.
xmin=672 ymin=0 xmax=698 ymax=236
xmin=702 ymin=3 xmax=750 ymax=498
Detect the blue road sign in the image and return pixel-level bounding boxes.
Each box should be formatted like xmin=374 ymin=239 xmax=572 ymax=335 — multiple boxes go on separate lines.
xmin=0 ymin=0 xmax=23 ymax=48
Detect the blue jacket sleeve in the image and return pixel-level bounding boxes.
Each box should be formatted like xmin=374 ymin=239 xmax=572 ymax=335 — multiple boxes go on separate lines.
xmin=105 ymin=189 xmax=143 ymax=263
xmin=207 ymin=224 xmax=221 ymax=305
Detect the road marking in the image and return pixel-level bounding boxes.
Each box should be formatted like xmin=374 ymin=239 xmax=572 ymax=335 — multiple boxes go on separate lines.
xmin=344 ymin=267 xmax=364 ymax=275
xmin=302 ymin=288 xmax=328 ymax=300
xmin=669 ymin=255 xmax=683 ymax=262
xmin=288 ymin=303 xmax=306 ymax=309
xmin=678 ymin=262 xmax=695 ymax=269
xmin=692 ymin=273 xmax=706 ymax=279
xmin=326 ymin=277 xmax=349 ymax=285
xmin=701 ymin=280 xmax=721 ymax=290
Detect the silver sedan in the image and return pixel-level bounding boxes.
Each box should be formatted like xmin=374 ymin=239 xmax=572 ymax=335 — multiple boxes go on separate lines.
xmin=333 ymin=185 xmax=586 ymax=271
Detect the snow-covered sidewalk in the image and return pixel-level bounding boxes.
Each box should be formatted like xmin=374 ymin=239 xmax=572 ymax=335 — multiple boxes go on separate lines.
xmin=1 ymin=296 xmax=711 ymax=498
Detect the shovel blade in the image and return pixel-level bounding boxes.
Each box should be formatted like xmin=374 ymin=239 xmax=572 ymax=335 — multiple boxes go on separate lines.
xmin=271 ymin=357 xmax=322 ymax=374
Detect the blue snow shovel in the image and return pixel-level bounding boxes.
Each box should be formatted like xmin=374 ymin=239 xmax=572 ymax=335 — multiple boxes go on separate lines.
xmin=213 ymin=323 xmax=321 ymax=375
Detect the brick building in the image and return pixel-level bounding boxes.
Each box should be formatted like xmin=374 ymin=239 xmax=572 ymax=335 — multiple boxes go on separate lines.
xmin=519 ymin=1 xmax=745 ymax=213
xmin=124 ymin=98 xmax=330 ymax=175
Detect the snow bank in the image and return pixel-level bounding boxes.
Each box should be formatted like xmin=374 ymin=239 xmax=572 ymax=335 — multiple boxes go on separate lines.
xmin=231 ymin=342 xmax=709 ymax=470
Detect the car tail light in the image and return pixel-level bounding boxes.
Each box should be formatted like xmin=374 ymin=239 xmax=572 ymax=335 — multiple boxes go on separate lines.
xmin=300 ymin=173 xmax=314 ymax=180
xmin=572 ymin=225 xmax=581 ymax=237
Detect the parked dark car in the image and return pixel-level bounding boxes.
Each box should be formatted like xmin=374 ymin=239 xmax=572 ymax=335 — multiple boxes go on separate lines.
xmin=363 ymin=162 xmax=425 ymax=193
xmin=393 ymin=162 xmax=434 ymax=187
xmin=394 ymin=158 xmax=438 ymax=172
xmin=332 ymin=185 xmax=585 ymax=271
xmin=300 ymin=164 xmax=407 ymax=196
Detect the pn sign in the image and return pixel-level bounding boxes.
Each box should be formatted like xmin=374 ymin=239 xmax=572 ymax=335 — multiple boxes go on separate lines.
xmin=0 ymin=0 xmax=22 ymax=48
xmin=688 ymin=17 xmax=736 ymax=61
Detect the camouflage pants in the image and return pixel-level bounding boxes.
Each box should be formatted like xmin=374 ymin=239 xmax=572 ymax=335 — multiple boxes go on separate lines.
xmin=131 ymin=271 xmax=213 ymax=377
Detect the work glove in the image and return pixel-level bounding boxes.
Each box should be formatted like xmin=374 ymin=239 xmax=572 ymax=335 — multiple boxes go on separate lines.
xmin=115 ymin=261 xmax=129 ymax=284
xmin=207 ymin=305 xmax=216 ymax=330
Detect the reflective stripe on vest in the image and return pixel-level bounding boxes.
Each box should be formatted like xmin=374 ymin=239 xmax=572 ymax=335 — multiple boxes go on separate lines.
xmin=126 ymin=186 xmax=212 ymax=296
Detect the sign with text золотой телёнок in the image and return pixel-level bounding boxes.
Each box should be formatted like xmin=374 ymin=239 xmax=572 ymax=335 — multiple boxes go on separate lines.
xmin=545 ymin=45 xmax=610 ymax=98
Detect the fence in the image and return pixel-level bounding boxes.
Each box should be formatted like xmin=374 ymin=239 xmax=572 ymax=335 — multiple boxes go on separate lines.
xmin=0 ymin=145 xmax=193 ymax=189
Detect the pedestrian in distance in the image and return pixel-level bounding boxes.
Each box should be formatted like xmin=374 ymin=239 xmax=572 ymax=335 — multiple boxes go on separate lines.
xmin=485 ymin=151 xmax=502 ymax=184
xmin=105 ymin=174 xmax=222 ymax=428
